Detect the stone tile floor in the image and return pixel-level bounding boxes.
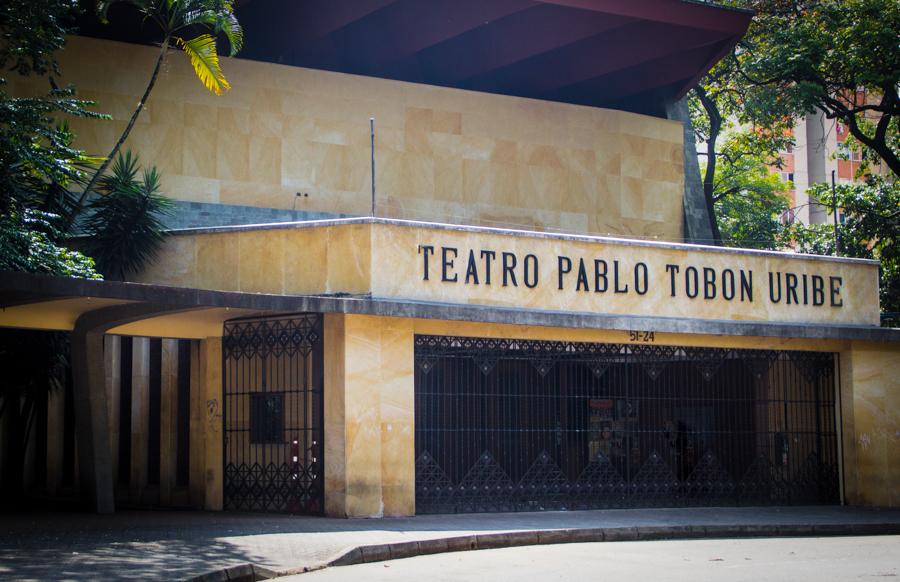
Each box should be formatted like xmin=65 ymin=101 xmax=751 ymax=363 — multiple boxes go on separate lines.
xmin=1 ymin=506 xmax=899 ymax=581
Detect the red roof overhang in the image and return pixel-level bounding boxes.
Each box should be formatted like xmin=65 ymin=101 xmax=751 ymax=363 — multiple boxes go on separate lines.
xmin=87 ymin=0 xmax=752 ymax=115
xmin=234 ymin=0 xmax=751 ymax=113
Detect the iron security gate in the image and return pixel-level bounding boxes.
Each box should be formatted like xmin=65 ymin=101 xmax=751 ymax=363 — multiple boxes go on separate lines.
xmin=414 ymin=335 xmax=840 ymax=514
xmin=223 ymin=315 xmax=324 ymax=513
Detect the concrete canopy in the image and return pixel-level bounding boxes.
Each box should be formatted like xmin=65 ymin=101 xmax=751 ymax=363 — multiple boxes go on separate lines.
xmin=80 ymin=0 xmax=752 ymax=116
xmin=1 ymin=268 xmax=899 ymax=343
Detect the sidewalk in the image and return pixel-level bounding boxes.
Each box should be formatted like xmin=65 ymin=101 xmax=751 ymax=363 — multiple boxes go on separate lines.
xmin=1 ymin=506 xmax=899 ymax=582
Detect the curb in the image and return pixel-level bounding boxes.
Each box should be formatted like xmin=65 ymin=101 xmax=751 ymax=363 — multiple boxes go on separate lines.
xmin=187 ymin=522 xmax=900 ymax=581
xmin=326 ymin=522 xmax=900 ymax=567
xmin=185 ymin=563 xmax=278 ymax=582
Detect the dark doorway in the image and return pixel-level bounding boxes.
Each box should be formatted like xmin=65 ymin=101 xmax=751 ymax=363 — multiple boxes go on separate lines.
xmin=222 ymin=314 xmax=324 ymax=513
xmin=414 ymin=335 xmax=840 ymax=514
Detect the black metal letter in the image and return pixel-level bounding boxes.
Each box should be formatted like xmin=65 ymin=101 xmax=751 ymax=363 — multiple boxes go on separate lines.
xmin=634 ymin=262 xmax=648 ymax=295
xmin=418 ymin=245 xmax=435 ymax=281
xmin=502 ymin=252 xmax=518 ymax=287
xmin=441 ymin=247 xmax=458 ymax=282
xmin=481 ymin=250 xmax=496 ymax=285
xmin=558 ymin=256 xmax=572 ymax=290
xmin=524 ymin=254 xmax=539 ymax=288
xmin=666 ymin=264 xmax=680 ymax=297
xmin=829 ymin=276 xmax=843 ymax=307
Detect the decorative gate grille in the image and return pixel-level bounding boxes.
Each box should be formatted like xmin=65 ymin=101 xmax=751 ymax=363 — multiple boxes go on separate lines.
xmin=414 ymin=335 xmax=840 ymax=514
xmin=223 ymin=315 xmax=324 ymax=513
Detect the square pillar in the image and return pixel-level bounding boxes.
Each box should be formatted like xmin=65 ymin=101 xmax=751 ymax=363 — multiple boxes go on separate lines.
xmin=159 ymin=339 xmax=179 ymax=506
xmin=188 ymin=340 xmax=206 ymax=507
xmin=200 ymin=337 xmax=224 ymax=511
xmin=324 ymin=314 xmax=415 ymax=517
xmin=130 ymin=337 xmax=150 ymax=504
xmin=840 ymin=341 xmax=900 ymax=507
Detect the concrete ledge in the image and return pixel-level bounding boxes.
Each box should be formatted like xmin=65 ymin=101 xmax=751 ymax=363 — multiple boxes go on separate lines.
xmin=322 ymin=522 xmax=900 ymax=572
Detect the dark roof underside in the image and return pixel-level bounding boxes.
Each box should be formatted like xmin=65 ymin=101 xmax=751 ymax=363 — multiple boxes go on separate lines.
xmin=78 ymin=0 xmax=751 ymax=116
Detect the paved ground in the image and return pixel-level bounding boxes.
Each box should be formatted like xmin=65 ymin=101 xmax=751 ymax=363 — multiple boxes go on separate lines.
xmin=0 ymin=506 xmax=899 ymax=581
xmin=283 ymin=536 xmax=900 ymax=582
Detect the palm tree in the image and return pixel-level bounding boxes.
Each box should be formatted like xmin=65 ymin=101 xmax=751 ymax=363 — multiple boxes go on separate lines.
xmin=82 ymin=150 xmax=173 ymax=280
xmin=76 ymin=0 xmax=243 ymax=216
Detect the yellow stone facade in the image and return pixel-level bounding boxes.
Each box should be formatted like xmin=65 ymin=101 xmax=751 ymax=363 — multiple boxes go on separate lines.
xmin=312 ymin=314 xmax=900 ymax=516
xmin=840 ymin=342 xmax=900 ymax=507
xmin=136 ymin=220 xmax=880 ymax=327
xmin=9 ymin=36 xmax=685 ymax=240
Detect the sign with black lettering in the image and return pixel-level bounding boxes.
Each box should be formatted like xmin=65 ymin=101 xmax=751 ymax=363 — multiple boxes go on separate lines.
xmin=417 ymin=244 xmax=846 ymax=309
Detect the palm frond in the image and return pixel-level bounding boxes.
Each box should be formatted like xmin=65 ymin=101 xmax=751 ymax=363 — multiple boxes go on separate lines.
xmin=220 ymin=13 xmax=243 ymax=55
xmin=183 ymin=5 xmax=243 ymax=56
xmin=83 ymin=151 xmax=173 ymax=279
xmin=98 ymin=149 xmax=141 ymax=195
xmin=175 ymin=34 xmax=230 ymax=95
xmin=97 ymin=0 xmax=155 ymax=22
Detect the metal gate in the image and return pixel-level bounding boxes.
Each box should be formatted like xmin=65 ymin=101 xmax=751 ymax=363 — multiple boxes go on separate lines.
xmin=223 ymin=315 xmax=324 ymax=513
xmin=414 ymin=335 xmax=841 ymax=514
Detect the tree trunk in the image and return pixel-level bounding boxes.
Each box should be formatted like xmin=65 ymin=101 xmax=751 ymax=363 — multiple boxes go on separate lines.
xmin=845 ymin=114 xmax=900 ymax=177
xmin=696 ymin=86 xmax=724 ymax=245
xmin=71 ymin=40 xmax=170 ymax=231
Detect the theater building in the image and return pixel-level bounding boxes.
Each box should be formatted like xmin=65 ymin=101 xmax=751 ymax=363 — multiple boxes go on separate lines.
xmin=2 ymin=0 xmax=898 ymax=517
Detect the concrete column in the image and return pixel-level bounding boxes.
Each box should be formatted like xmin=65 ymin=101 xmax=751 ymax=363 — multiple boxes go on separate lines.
xmin=323 ymin=313 xmax=347 ymax=516
xmin=839 ymin=341 xmax=900 ymax=507
xmin=324 ymin=313 xmax=415 ymax=518
xmin=45 ymin=383 xmax=64 ymax=496
xmin=666 ymin=96 xmax=714 ymax=245
xmin=189 ymin=340 xmax=206 ymax=508
xmin=806 ymin=109 xmax=829 ymax=224
xmin=71 ymin=303 xmax=192 ymax=513
xmin=793 ymin=116 xmax=811 ymax=224
xmin=200 ymin=337 xmax=223 ymax=511
xmin=130 ymin=338 xmax=149 ymax=504
xmin=71 ymin=325 xmax=116 ymax=513
xmin=160 ymin=339 xmax=179 ymax=506
xmin=104 ymin=335 xmax=121 ymax=490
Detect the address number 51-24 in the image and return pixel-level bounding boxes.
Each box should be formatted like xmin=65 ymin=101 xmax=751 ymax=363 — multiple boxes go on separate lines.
xmin=628 ymin=331 xmax=656 ymax=343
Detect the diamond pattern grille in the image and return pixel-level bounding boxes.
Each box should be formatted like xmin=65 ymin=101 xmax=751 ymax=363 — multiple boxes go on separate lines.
xmin=223 ymin=315 xmax=324 ymax=514
xmin=414 ymin=335 xmax=840 ymax=514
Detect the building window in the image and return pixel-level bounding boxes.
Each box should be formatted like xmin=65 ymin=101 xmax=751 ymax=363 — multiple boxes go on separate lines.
xmin=250 ymin=393 xmax=284 ymax=444
xmin=780 ymin=172 xmax=794 ymax=183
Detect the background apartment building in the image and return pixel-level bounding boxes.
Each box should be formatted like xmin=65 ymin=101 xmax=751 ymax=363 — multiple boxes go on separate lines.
xmin=779 ymin=96 xmax=888 ymax=226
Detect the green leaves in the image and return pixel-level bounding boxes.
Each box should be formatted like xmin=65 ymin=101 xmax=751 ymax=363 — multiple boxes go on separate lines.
xmin=0 ymin=209 xmax=100 ymax=278
xmin=0 ymin=0 xmax=81 ymax=76
xmin=97 ymin=1 xmax=243 ymax=95
xmin=737 ymin=0 xmax=900 ymax=174
xmin=786 ymin=177 xmax=900 ymax=325
xmin=82 ymin=151 xmax=173 ymax=280
xmin=176 ymin=34 xmax=230 ymax=95
xmin=714 ymin=133 xmax=792 ymax=250
xmin=186 ymin=3 xmax=243 ymax=56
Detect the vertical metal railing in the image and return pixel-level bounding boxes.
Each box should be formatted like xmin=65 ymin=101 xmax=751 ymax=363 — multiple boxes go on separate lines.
xmin=414 ymin=335 xmax=840 ymax=514
xmin=222 ymin=314 xmax=324 ymax=513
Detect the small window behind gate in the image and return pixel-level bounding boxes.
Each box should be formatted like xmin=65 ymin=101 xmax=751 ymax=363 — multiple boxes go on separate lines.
xmin=223 ymin=315 xmax=324 ymax=513
xmin=414 ymin=335 xmax=841 ymax=514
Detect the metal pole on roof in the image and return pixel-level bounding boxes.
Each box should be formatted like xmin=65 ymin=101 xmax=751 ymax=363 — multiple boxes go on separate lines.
xmin=370 ymin=117 xmax=376 ymax=217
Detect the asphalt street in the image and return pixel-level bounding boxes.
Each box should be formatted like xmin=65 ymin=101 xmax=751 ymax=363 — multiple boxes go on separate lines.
xmin=284 ymin=536 xmax=900 ymax=582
